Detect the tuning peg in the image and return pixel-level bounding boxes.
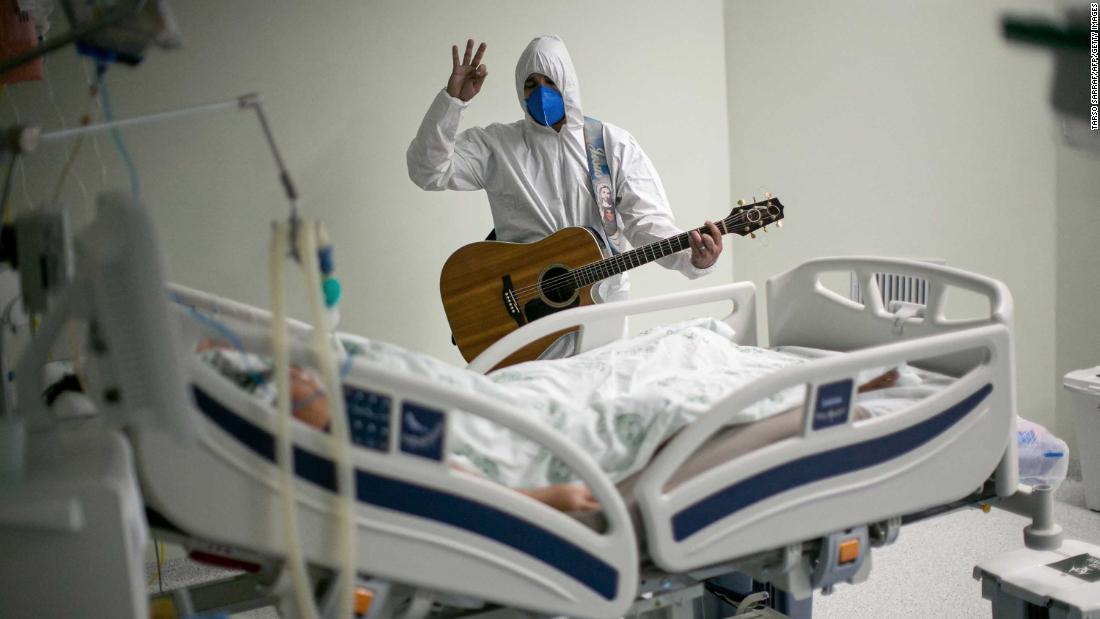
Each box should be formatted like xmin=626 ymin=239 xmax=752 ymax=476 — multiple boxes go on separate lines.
xmin=764 ymin=191 xmax=773 ymax=199
xmin=762 ymin=225 xmax=768 ymax=233
xmin=752 ymin=195 xmax=757 ymax=204
xmin=749 ymin=232 xmax=756 ymax=239
xmin=777 ymin=221 xmax=783 ymax=228
xmin=736 ymin=199 xmax=745 ymax=206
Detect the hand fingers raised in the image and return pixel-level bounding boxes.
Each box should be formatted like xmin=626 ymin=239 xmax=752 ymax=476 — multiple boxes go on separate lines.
xmin=463 ymin=39 xmax=474 ymax=66
xmin=471 ymin=42 xmax=487 ymax=67
xmin=452 ymin=45 xmax=459 ymax=70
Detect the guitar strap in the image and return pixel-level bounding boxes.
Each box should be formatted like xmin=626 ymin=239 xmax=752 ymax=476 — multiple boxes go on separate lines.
xmin=583 ymin=116 xmax=623 ymax=255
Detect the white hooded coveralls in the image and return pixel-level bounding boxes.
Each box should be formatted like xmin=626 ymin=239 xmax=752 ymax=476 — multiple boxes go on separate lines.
xmin=407 ymin=35 xmax=715 ymax=307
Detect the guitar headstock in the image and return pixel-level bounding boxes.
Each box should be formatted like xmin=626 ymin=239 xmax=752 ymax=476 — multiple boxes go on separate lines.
xmin=723 ymin=192 xmax=785 ymax=239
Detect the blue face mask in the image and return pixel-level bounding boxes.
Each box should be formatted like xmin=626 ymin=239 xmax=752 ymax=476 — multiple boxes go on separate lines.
xmin=526 ymin=84 xmax=565 ymax=127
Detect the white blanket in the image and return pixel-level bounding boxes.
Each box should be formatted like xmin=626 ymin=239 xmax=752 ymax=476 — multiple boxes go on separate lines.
xmin=342 ymin=319 xmax=843 ymax=489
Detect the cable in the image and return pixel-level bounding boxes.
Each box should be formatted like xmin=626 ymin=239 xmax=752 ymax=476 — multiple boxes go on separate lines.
xmin=153 ymin=536 xmax=164 ymax=594
xmin=0 ymin=297 xmax=20 ymax=333
xmin=66 ymin=321 xmax=88 ymax=395
xmin=169 ymin=294 xmax=272 ymax=392
xmin=49 ymin=132 xmax=90 ymax=209
xmin=1 ymin=152 xmax=18 ymax=227
xmin=79 ymin=60 xmax=109 ymax=188
xmin=299 ymin=221 xmax=355 ymax=619
xmin=2 ymin=89 xmax=35 ymax=213
xmin=43 ymin=58 xmax=94 ymax=214
xmin=147 ymin=537 xmax=166 ymax=587
xmin=270 ymin=221 xmax=320 ymax=619
xmin=94 ymin=64 xmax=140 ymax=199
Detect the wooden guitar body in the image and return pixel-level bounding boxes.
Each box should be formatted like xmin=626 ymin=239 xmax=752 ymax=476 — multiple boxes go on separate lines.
xmin=440 ymin=227 xmax=604 ymax=369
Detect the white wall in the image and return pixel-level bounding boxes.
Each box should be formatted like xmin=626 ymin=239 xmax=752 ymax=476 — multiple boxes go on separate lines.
xmin=724 ymin=1 xmax=1062 ymax=429
xmin=1055 ymin=141 xmax=1100 ymax=444
xmin=0 ymin=0 xmax=731 ymax=365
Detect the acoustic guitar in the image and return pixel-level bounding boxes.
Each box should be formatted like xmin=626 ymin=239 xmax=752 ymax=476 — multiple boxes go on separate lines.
xmin=440 ymin=194 xmax=785 ymax=369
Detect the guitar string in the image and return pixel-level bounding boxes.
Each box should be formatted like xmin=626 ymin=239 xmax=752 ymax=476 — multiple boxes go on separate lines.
xmin=507 ymin=209 xmax=758 ymax=300
xmin=508 ymin=209 xmax=768 ymax=302
xmin=507 ymin=209 xmax=778 ymax=302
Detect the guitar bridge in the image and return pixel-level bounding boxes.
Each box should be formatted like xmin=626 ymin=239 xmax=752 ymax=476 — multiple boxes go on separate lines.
xmin=501 ymin=275 xmax=526 ymax=328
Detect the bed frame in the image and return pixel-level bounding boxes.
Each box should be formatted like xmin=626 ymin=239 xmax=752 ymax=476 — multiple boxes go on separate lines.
xmin=139 ymin=257 xmax=1016 ymax=618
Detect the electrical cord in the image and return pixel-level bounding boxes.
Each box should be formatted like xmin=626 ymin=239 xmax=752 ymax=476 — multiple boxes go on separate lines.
xmin=94 ymin=64 xmax=140 ymax=199
xmin=1 ymin=152 xmax=17 ymax=229
xmin=2 ymin=87 xmax=36 ymax=213
xmin=153 ymin=536 xmax=164 ymax=594
xmin=78 ymin=60 xmax=109 ymax=188
xmin=43 ymin=58 xmax=93 ymax=213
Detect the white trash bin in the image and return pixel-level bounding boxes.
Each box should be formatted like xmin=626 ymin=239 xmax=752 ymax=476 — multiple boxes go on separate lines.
xmin=1064 ymin=366 xmax=1100 ymax=511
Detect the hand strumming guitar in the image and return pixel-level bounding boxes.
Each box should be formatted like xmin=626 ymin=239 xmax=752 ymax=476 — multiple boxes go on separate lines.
xmin=689 ymin=220 xmax=724 ymax=269
xmin=447 ymin=39 xmax=488 ymax=102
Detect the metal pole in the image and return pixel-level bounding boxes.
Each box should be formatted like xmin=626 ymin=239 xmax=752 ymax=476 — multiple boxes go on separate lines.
xmin=38 ymin=96 xmax=251 ymax=144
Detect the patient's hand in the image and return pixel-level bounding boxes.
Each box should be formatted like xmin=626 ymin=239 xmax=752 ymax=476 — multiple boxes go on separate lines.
xmin=520 ymin=484 xmax=600 ymax=512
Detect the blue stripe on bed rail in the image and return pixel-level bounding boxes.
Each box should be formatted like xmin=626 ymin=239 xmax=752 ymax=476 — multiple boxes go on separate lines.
xmin=190 ymin=386 xmax=619 ymax=601
xmin=671 ymin=383 xmax=993 ymax=542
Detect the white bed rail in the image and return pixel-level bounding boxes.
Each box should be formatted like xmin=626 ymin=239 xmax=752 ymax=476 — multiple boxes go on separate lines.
xmin=147 ymin=285 xmax=640 ymax=617
xmin=634 ymin=324 xmax=1016 ymax=573
xmin=167 ymin=284 xmax=312 ymax=352
xmin=767 ymin=257 xmax=1013 ymax=377
xmin=468 ymin=282 xmax=758 ymax=374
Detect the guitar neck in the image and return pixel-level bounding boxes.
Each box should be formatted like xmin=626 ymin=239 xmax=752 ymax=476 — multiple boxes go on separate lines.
xmin=571 ymin=223 xmax=729 ymax=287
xmin=570 ymin=195 xmax=785 ymax=287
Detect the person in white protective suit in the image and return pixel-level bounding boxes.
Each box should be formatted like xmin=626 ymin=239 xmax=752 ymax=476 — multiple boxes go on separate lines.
xmin=407 ymin=35 xmax=724 ymax=357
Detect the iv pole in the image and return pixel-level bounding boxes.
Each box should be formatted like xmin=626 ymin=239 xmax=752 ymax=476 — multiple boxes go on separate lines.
xmin=24 ymin=93 xmax=301 ymax=233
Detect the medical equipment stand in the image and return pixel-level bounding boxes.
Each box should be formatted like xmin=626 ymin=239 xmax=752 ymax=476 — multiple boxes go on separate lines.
xmin=975 ymin=537 xmax=1100 ymax=618
xmin=0 ymin=193 xmax=191 ymax=618
xmin=974 ymin=485 xmax=1100 ymax=618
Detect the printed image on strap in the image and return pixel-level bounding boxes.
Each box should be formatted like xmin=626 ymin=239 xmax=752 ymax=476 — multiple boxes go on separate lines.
xmin=584 ymin=117 xmax=622 ymax=255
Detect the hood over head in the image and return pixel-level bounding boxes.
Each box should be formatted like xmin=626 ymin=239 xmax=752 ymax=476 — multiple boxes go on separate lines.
xmin=514 ymin=35 xmax=583 ymax=130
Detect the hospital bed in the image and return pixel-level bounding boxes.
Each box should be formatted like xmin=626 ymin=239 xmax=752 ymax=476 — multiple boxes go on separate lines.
xmin=135 ymin=255 xmax=1017 ymax=618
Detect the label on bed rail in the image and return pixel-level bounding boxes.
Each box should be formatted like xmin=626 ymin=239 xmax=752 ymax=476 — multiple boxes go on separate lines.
xmin=812 ymin=379 xmax=854 ymax=430
xmin=400 ymin=403 xmax=446 ymax=462
xmin=344 ymin=387 xmax=392 ymax=452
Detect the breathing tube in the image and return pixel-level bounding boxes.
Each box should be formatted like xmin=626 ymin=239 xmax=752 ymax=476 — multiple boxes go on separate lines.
xmin=270 ymin=219 xmax=354 ymax=619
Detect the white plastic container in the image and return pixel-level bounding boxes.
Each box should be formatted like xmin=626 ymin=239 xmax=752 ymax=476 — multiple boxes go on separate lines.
xmin=1064 ymin=366 xmax=1100 ymax=511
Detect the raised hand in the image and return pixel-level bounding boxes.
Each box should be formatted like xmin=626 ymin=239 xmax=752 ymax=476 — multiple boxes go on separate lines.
xmin=447 ymin=39 xmax=488 ymax=102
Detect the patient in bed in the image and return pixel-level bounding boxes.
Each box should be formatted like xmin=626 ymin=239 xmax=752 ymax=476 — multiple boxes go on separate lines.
xmin=198 ymin=318 xmax=907 ymax=513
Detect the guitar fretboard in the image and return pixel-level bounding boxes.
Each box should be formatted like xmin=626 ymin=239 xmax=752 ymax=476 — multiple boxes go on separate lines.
xmin=571 ymin=226 xmax=714 ymax=287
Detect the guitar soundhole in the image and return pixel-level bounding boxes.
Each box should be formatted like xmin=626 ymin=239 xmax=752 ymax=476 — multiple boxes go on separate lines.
xmin=538 ymin=265 xmax=578 ymax=307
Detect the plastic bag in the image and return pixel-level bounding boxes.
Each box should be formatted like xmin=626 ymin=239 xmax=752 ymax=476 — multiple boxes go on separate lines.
xmin=1017 ymin=417 xmax=1069 ymax=488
